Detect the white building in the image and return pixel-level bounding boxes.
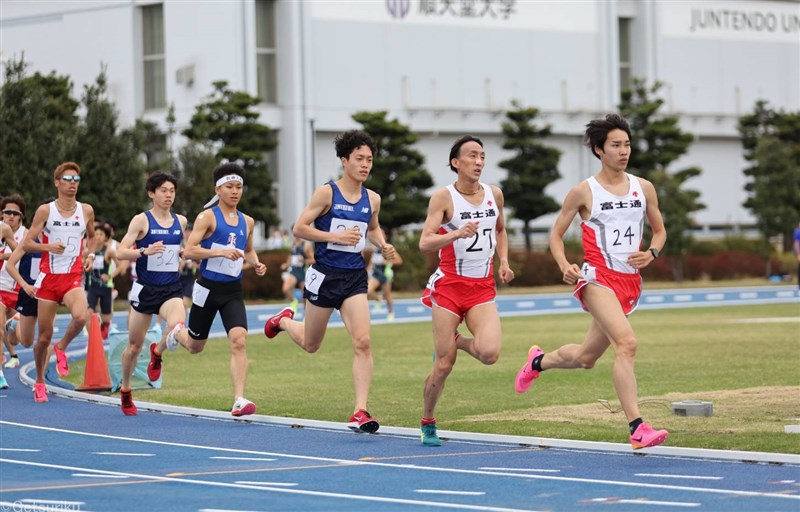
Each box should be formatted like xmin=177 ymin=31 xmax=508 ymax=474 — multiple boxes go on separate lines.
xmin=2 ymin=0 xmax=798 ymax=246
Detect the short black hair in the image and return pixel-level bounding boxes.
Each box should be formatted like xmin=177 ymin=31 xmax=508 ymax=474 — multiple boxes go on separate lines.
xmin=448 ymin=135 xmax=483 ymax=172
xmin=146 ymin=171 xmax=179 ymax=193
xmin=103 ymin=219 xmax=118 ymax=234
xmin=584 ymin=114 xmax=631 ymax=160
xmin=334 ymin=130 xmax=377 ymax=159
xmin=213 ymin=162 xmax=246 ymax=183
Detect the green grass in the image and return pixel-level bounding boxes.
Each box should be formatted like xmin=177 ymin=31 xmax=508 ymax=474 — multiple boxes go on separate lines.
xmin=68 ymin=301 xmax=800 ymax=454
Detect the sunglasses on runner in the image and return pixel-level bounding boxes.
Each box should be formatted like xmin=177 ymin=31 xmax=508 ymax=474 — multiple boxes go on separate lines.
xmin=2 ymin=209 xmax=22 ymax=216
xmin=60 ymin=175 xmax=81 ymax=183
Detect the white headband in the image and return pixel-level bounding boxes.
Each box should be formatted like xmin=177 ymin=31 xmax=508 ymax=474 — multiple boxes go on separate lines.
xmin=203 ymin=174 xmax=245 ymax=208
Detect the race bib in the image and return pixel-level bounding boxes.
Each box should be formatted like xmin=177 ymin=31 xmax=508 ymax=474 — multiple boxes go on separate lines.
xmin=326 ymin=219 xmax=367 ymax=254
xmin=581 ymin=263 xmax=597 ymax=282
xmin=205 ymin=243 xmax=244 ymax=277
xmin=129 ymin=281 xmax=143 ymax=305
xmin=304 ymin=266 xmax=326 ymax=295
xmin=607 ymin=224 xmax=642 ymax=254
xmin=453 ymin=228 xmax=495 ymax=260
xmin=29 ymin=257 xmax=41 ymax=281
xmin=425 ymin=268 xmax=444 ymax=291
xmin=146 ymin=244 xmax=181 ymax=272
xmin=55 ymin=235 xmax=81 ymax=258
xmin=192 ymin=281 xmax=210 ymax=308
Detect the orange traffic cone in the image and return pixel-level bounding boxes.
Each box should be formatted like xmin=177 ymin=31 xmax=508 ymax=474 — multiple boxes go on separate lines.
xmin=77 ymin=313 xmax=112 ymax=391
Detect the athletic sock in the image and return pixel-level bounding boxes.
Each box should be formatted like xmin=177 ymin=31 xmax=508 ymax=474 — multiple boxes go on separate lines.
xmin=629 ymin=417 xmax=643 ymax=435
xmin=421 ymin=417 xmax=436 ymax=426
xmin=531 ymin=354 xmax=544 ymax=372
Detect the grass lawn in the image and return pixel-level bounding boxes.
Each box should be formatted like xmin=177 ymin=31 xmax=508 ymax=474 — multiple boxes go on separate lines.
xmin=65 ymin=298 xmax=800 ymax=454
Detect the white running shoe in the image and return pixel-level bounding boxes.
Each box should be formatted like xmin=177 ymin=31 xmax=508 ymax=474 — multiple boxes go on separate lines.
xmin=4 ymin=313 xmax=20 ymax=335
xmin=231 ymin=397 xmax=256 ymax=417
xmin=166 ymin=322 xmax=184 ymax=351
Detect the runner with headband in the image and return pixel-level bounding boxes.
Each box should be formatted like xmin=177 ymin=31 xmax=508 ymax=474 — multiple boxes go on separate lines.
xmin=162 ymin=163 xmax=267 ymax=417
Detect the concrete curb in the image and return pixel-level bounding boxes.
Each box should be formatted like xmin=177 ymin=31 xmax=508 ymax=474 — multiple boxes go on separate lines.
xmin=18 ymin=358 xmax=800 ymax=466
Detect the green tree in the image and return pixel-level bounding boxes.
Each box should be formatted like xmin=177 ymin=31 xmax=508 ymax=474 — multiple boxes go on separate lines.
xmin=737 ymin=101 xmax=800 ymax=252
xmin=71 ymin=68 xmax=146 ymax=232
xmin=173 ymin=141 xmax=220 ymax=220
xmin=497 ymin=100 xmax=561 ymax=251
xmin=183 ymin=80 xmax=278 ymax=226
xmin=619 ymin=79 xmax=705 ymax=281
xmin=0 ymin=57 xmax=79 ymax=202
xmin=351 ymin=111 xmax=433 ymax=240
xmin=123 ymin=119 xmax=169 ymax=174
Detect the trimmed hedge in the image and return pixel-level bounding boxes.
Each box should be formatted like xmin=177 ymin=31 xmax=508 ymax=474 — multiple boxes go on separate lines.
xmin=114 ymin=246 xmax=795 ymax=303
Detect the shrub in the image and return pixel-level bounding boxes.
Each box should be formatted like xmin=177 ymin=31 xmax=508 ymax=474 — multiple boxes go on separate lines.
xmin=390 ymin=231 xmax=439 ymax=291
xmin=241 ymin=250 xmax=288 ymax=300
xmin=505 ymin=249 xmax=581 ymax=287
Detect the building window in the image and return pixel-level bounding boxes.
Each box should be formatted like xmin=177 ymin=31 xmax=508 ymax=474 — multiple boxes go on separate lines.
xmin=618 ymin=17 xmax=632 ymax=96
xmin=255 ymin=0 xmax=277 ymax=104
xmin=143 ymin=3 xmax=166 ymax=110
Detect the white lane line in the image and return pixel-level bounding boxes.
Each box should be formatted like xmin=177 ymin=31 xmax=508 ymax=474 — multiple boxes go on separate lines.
xmin=415 ymin=490 xmax=486 ymax=496
xmin=480 ymin=467 xmax=560 ymax=473
xmin=0 ymin=448 xmax=40 ymax=452
xmin=588 ymin=497 xmax=700 ymax=507
xmin=705 ymin=293 xmax=725 ymax=300
xmin=516 ymin=301 xmax=535 ymax=308
xmin=553 ymin=299 xmax=573 ymax=307
xmin=235 ymin=481 xmax=298 ymax=486
xmin=200 ymin=509 xmax=265 ymax=512
xmin=2 ymin=422 xmax=799 ymax=502
xmin=210 ymin=456 xmax=277 ymax=461
xmin=1 ymin=458 xmax=545 ymax=512
xmin=636 ymin=473 xmax=723 ymax=480
xmin=72 ymin=473 xmax=130 ymax=479
xmin=739 ymin=292 xmax=758 ymax=299
xmin=673 ymin=294 xmax=693 ymax=302
xmin=644 ymin=296 xmax=665 ymax=303
xmin=92 ymin=452 xmax=155 ymax=457
xmin=19 ymin=499 xmax=86 ymax=505
xmin=406 ymin=306 xmax=426 ymax=314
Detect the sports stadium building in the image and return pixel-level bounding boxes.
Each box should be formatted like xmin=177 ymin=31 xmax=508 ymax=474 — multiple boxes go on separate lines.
xmin=2 ymin=0 xmax=798 ymax=244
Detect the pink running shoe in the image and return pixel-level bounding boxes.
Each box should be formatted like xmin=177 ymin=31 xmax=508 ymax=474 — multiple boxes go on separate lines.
xmin=263 ymin=307 xmax=294 ymax=339
xmin=231 ymin=397 xmax=256 ymax=417
xmin=33 ymin=382 xmax=48 ymax=403
xmin=630 ymin=422 xmax=669 ymax=450
xmin=514 ymin=345 xmax=544 ymax=393
xmin=53 ymin=345 xmax=69 ymax=377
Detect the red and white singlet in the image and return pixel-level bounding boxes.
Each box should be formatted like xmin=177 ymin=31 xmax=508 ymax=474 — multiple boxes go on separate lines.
xmin=40 ymin=201 xmax=87 ymax=275
xmin=580 ymin=174 xmax=646 ymax=275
